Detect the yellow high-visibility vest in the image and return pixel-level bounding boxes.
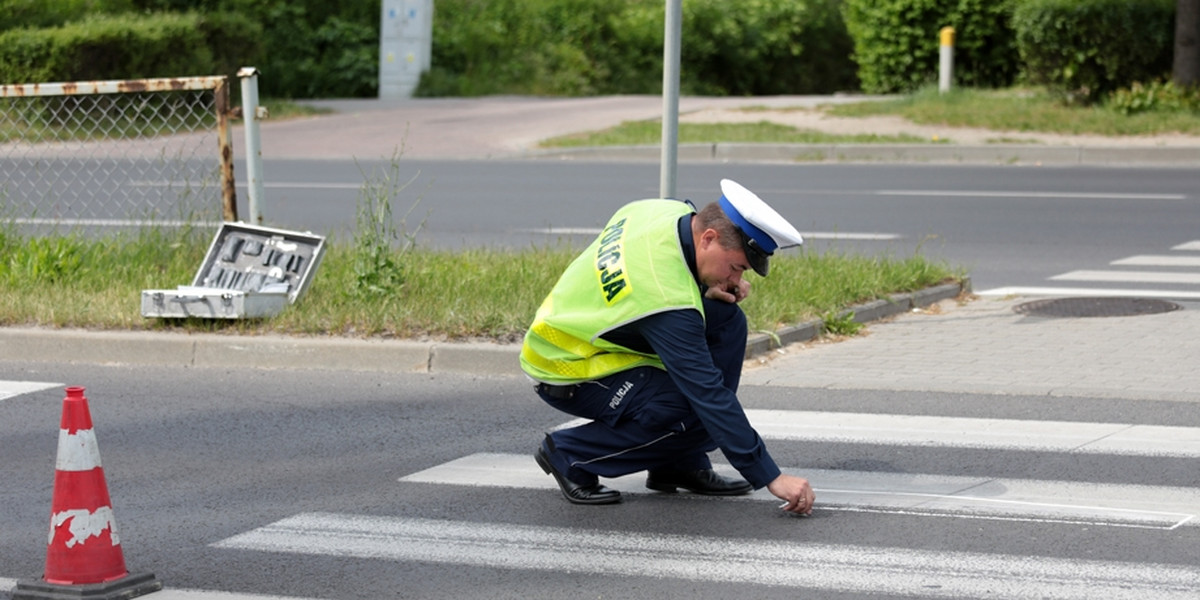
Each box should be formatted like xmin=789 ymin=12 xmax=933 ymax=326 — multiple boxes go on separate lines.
xmin=520 ymin=200 xmax=703 ymax=384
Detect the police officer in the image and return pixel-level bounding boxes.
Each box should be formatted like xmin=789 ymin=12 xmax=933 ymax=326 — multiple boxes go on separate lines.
xmin=522 ymin=179 xmax=815 ymax=515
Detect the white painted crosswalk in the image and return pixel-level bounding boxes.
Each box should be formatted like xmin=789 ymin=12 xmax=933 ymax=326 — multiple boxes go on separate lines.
xmin=208 ymin=407 xmax=1200 ymax=596
xmin=215 ymin=512 xmax=1200 ymax=599
xmin=979 ymin=239 xmax=1200 ymax=299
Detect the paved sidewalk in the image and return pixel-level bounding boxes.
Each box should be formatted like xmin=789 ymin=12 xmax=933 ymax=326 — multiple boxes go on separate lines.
xmin=744 ymin=295 xmax=1200 ymax=403
xmin=271 ymin=95 xmax=1200 ymax=166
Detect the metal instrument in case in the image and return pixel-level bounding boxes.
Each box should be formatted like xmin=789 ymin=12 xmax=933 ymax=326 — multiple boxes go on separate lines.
xmin=141 ymin=223 xmax=326 ymax=319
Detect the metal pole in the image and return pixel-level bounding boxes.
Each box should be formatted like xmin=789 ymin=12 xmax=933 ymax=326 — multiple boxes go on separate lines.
xmin=660 ymin=0 xmax=682 ymax=199
xmin=214 ymin=77 xmax=238 ymax=222
xmin=238 ymin=67 xmax=266 ymax=224
xmin=938 ymin=27 xmax=955 ymax=94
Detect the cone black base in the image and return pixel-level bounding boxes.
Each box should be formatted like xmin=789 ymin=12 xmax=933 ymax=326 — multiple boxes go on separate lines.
xmin=13 ymin=572 xmax=162 ymax=600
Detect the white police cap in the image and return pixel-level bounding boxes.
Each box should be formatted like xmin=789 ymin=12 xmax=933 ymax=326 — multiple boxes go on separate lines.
xmin=716 ymin=179 xmax=803 ymax=276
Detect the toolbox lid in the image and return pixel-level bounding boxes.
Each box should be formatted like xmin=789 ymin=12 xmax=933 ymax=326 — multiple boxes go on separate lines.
xmin=192 ymin=222 xmax=326 ymax=304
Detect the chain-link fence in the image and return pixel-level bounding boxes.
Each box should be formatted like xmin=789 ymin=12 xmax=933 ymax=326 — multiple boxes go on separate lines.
xmin=0 ymin=76 xmax=237 ymax=227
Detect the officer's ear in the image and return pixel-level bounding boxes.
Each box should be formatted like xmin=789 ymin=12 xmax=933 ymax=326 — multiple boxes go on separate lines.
xmin=698 ymin=228 xmax=720 ymax=249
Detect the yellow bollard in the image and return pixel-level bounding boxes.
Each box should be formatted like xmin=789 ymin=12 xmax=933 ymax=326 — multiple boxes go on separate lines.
xmin=939 ymin=26 xmax=956 ymax=94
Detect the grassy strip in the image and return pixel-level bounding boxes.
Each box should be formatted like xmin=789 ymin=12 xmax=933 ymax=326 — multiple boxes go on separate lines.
xmin=540 ymin=86 xmax=1200 ymax=148
xmin=541 ymin=119 xmax=934 ymax=148
xmin=825 ymin=87 xmax=1200 ymax=137
xmin=0 ymin=226 xmax=960 ymax=342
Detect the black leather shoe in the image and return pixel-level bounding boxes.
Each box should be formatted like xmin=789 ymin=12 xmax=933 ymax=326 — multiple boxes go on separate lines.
xmin=535 ymin=447 xmax=622 ymax=505
xmin=645 ymin=469 xmax=754 ymax=496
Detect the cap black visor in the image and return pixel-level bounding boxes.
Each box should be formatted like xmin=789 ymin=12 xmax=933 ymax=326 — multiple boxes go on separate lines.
xmin=737 ymin=228 xmax=770 ymax=277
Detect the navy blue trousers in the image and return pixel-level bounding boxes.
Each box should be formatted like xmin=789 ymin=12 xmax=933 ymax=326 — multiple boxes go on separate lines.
xmin=538 ymin=297 xmax=747 ymax=486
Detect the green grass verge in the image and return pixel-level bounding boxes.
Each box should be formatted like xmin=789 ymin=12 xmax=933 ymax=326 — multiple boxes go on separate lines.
xmin=540 ymin=119 xmax=934 ymax=148
xmin=540 ymin=86 xmax=1200 ymax=148
xmin=825 ymin=87 xmax=1200 ymax=137
xmin=0 ymin=225 xmax=961 ymax=342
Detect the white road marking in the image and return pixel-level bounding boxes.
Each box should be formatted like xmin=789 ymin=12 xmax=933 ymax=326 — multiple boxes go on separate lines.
xmin=556 ymin=410 xmax=1200 ymax=458
xmin=400 ymin=453 xmax=1197 ymax=529
xmin=745 ymin=410 xmax=1200 ymax=458
xmin=1051 ymin=270 xmax=1200 ymax=284
xmin=214 ymin=512 xmax=1200 ymax=598
xmin=13 ymin=218 xmax=218 ymax=228
xmin=0 ymin=578 xmax=321 ymax=600
xmin=1172 ymin=241 xmax=1200 ymax=251
xmin=975 ymin=286 xmax=1200 ymax=299
xmin=877 ymin=190 xmax=1186 ymax=201
xmin=1112 ymin=255 xmax=1200 ymax=267
xmin=0 ymin=380 xmax=62 ymax=402
xmin=129 ymin=181 xmax=361 ymax=190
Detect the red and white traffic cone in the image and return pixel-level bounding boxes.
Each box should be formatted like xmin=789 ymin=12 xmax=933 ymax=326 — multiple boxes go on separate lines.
xmin=14 ymin=386 xmax=161 ymax=600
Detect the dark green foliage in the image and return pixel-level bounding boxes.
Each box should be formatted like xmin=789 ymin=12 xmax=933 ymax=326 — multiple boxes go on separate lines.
xmin=1106 ymin=79 xmax=1200 ymax=115
xmin=1013 ymin=0 xmax=1175 ymax=103
xmin=421 ymin=0 xmax=640 ymax=96
xmin=681 ymin=0 xmax=858 ymax=95
xmin=423 ymin=0 xmax=857 ymax=97
xmin=0 ymin=0 xmax=134 ymax=30
xmin=842 ymin=0 xmax=1019 ymax=94
xmin=219 ymin=0 xmax=378 ymax=99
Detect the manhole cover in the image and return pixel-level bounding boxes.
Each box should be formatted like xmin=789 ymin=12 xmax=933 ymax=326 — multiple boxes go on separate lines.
xmin=1013 ymin=297 xmax=1182 ymax=318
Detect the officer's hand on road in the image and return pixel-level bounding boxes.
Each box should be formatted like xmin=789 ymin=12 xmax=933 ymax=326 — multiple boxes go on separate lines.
xmin=768 ymin=474 xmax=814 ymax=516
xmin=705 ymin=279 xmax=751 ymax=304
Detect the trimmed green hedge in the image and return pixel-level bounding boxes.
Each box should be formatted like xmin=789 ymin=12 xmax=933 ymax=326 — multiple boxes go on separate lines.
xmin=0 ymin=11 xmax=262 ymax=84
xmin=842 ymin=0 xmax=1019 ymax=94
xmin=1013 ymin=0 xmax=1175 ymax=103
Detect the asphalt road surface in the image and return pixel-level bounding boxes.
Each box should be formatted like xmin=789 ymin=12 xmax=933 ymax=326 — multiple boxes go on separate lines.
xmin=2 ymin=357 xmax=1198 ymax=599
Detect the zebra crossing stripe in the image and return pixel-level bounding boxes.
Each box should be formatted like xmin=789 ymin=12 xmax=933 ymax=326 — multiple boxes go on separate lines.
xmin=214 ymin=512 xmax=1200 ymax=599
xmin=557 ymin=410 xmax=1200 ymax=458
xmin=744 ymin=410 xmax=1200 ymax=458
xmin=975 ymin=286 xmax=1200 ymax=299
xmin=399 ymin=453 xmax=1197 ymax=530
xmin=1112 ymin=255 xmax=1200 ymax=267
xmin=1051 ymin=270 xmax=1200 ymax=285
xmin=0 ymin=380 xmax=61 ymax=402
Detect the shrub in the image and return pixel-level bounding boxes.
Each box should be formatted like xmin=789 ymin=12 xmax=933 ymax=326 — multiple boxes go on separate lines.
xmin=421 ymin=0 xmax=633 ymax=96
xmin=422 ymin=0 xmax=858 ymax=97
xmin=0 ymin=0 xmax=135 ymax=30
xmin=0 ymin=11 xmax=261 ymax=84
xmin=682 ymin=0 xmax=858 ymax=95
xmin=842 ymin=0 xmax=1019 ymax=94
xmin=1013 ymin=0 xmax=1175 ymax=104
xmin=219 ymin=1 xmax=378 ymax=99
xmin=1106 ymin=79 xmax=1200 ymax=115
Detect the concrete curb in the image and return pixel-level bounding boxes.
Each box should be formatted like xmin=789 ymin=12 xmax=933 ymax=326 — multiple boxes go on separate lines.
xmin=524 ymin=143 xmax=1200 ymax=167
xmin=744 ymin=278 xmax=971 ymax=358
xmin=0 ymin=279 xmax=971 ymax=376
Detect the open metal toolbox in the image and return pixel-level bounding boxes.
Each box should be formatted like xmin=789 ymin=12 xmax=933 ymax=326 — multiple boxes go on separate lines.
xmin=141 ymin=222 xmax=326 ymax=319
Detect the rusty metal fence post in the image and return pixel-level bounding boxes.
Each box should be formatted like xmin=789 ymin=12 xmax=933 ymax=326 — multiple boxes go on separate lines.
xmin=0 ymin=75 xmax=238 ymax=227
